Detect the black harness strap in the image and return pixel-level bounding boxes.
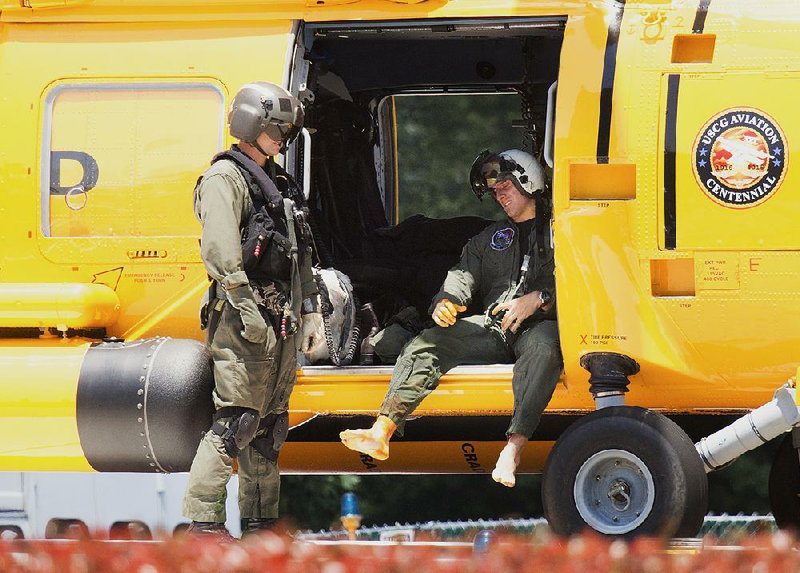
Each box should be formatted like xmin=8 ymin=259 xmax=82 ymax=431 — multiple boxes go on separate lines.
xmin=211 ymin=407 xmax=249 ymax=443
xmin=211 ymin=146 xmax=283 ymax=214
xmin=513 ymin=199 xmax=550 ymax=298
xmin=250 ymin=412 xmax=289 ymax=462
xmin=534 ymin=194 xmax=547 ymax=258
xmin=213 ymin=406 xmax=254 ymax=423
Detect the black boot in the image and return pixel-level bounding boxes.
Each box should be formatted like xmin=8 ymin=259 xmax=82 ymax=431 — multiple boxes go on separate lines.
xmin=240 ymin=517 xmax=278 ymax=537
xmin=185 ymin=521 xmax=236 ymax=541
xmin=358 ymin=303 xmax=381 ymax=365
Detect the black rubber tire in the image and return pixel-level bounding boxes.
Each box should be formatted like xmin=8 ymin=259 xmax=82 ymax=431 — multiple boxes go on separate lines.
xmin=769 ymin=433 xmax=800 ymax=530
xmin=542 ymin=406 xmax=707 ymax=538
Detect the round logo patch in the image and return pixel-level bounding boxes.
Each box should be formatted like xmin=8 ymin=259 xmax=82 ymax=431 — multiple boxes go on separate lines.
xmin=692 ymin=108 xmax=787 ymax=208
xmin=491 ymin=227 xmax=515 ymax=250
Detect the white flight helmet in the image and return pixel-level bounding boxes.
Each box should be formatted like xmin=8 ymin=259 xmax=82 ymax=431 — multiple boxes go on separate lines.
xmin=469 ymin=148 xmax=545 ymax=200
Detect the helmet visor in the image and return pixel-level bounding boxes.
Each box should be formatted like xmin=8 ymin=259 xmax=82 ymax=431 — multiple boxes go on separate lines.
xmin=265 ymin=122 xmax=298 ymax=145
xmin=469 ymin=151 xmax=519 ymax=200
xmin=264 ymin=104 xmax=305 ymax=147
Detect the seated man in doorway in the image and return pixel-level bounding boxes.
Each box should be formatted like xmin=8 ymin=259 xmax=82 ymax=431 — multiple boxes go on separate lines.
xmin=340 ymin=149 xmax=562 ymax=487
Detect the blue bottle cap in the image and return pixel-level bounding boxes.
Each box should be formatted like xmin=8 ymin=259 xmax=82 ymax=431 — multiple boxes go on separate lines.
xmin=340 ymin=492 xmax=360 ymax=517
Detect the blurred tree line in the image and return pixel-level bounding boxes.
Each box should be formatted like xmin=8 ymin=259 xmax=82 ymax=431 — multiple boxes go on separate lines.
xmin=282 ymin=94 xmax=778 ymax=531
xmin=282 ymin=445 xmax=777 ymax=532
xmin=394 ymin=93 xmax=529 ymax=222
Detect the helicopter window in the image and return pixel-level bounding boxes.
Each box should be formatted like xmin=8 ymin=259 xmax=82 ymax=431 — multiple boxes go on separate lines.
xmin=390 ymin=93 xmax=527 ymax=222
xmin=41 ymin=82 xmax=225 ymax=238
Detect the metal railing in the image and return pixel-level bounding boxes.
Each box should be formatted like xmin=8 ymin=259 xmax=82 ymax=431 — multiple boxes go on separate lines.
xmin=299 ymin=514 xmax=777 ymax=542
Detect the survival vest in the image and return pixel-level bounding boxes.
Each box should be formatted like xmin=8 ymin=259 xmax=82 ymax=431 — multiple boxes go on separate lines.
xmin=210 ymin=146 xmax=311 ymax=284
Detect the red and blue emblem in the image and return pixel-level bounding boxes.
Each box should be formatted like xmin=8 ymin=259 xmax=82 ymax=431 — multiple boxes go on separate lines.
xmin=491 ymin=227 xmax=515 ymax=250
xmin=692 ymin=107 xmax=787 ymax=209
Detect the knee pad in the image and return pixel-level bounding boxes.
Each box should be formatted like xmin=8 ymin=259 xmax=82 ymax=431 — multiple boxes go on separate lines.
xmin=211 ymin=407 xmax=260 ymax=458
xmin=250 ymin=412 xmax=289 ymax=462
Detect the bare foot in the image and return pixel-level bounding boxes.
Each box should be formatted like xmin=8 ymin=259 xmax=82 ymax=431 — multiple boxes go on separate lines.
xmin=491 ymin=434 xmax=528 ymax=488
xmin=339 ymin=428 xmax=390 ymax=460
xmin=492 ymin=447 xmax=520 ymax=487
xmin=339 ymin=416 xmax=396 ymax=461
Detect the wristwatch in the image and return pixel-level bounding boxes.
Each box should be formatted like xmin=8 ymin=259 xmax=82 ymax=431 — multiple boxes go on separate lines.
xmin=539 ymin=290 xmax=552 ymax=307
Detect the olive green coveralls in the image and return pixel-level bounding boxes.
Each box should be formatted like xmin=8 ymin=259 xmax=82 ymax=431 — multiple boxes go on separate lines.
xmin=182 ymin=157 xmax=316 ymax=524
xmin=380 ymin=217 xmax=562 ymax=439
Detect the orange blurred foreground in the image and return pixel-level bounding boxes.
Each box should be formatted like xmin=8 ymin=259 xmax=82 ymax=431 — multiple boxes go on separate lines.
xmin=2 ymin=531 xmax=800 ymax=573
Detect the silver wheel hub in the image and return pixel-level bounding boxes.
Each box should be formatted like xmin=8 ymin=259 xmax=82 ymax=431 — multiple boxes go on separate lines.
xmin=574 ymin=449 xmax=655 ymax=534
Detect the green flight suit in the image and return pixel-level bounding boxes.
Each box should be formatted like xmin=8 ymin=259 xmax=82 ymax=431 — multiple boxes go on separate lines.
xmin=379 ymin=217 xmax=562 ymax=439
xmin=182 ymin=154 xmax=315 ymax=524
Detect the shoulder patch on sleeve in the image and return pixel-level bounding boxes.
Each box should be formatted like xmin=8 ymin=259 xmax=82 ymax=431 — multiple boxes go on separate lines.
xmin=490 ymin=227 xmax=515 ymax=250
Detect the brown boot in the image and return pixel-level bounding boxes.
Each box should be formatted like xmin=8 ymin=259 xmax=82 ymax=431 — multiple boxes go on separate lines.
xmin=240 ymin=517 xmax=278 ymax=538
xmin=185 ymin=521 xmax=237 ymax=542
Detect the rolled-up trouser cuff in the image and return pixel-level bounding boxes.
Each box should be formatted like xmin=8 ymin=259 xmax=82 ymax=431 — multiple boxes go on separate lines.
xmin=506 ymin=415 xmax=542 ymax=440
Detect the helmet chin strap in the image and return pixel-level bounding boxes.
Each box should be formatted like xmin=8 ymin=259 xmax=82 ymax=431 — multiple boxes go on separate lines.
xmin=252 ymin=138 xmax=271 ymax=158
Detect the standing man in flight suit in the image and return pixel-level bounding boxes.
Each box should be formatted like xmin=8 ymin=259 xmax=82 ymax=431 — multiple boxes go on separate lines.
xmin=340 ymin=149 xmax=562 ymax=487
xmin=183 ymin=82 xmax=322 ymax=537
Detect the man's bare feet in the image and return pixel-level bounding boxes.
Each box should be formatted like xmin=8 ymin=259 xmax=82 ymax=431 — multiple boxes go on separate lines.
xmin=491 ymin=434 xmax=528 ymax=488
xmin=339 ymin=415 xmax=397 ymax=461
xmin=339 ymin=429 xmax=390 ymax=460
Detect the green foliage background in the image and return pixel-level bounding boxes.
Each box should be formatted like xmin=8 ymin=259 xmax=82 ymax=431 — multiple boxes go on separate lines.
xmin=281 ymin=94 xmax=775 ymax=532
xmin=282 ymin=444 xmax=776 ymax=531
xmin=394 ymin=94 xmax=529 ymax=221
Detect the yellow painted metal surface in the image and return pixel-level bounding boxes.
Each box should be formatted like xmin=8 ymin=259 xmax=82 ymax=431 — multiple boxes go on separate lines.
xmin=280 ymin=440 xmax=555 ymax=474
xmin=0 ymin=18 xmax=293 ymax=340
xmin=0 ymin=283 xmax=119 ymax=328
xmin=46 ymin=83 xmax=223 ymax=240
xmin=0 ymin=0 xmax=796 ymax=474
xmin=293 ymin=367 xmax=580 ymax=416
xmin=0 ymin=339 xmax=92 ymax=471
xmin=551 ymin=0 xmax=800 ymax=414
xmin=671 ymin=77 xmax=798 ymax=249
xmin=0 ymin=1 xmax=581 ymax=24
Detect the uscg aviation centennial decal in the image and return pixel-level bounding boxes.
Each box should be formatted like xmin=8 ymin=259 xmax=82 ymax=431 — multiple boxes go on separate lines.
xmin=692 ymin=108 xmax=787 ymax=208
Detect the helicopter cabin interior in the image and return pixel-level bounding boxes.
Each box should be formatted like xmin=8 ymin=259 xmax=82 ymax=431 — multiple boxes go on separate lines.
xmin=289 ymin=17 xmax=564 ymax=365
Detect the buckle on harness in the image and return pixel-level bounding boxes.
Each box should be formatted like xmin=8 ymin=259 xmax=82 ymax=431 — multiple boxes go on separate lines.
xmin=292 ymin=206 xmax=308 ymax=241
xmin=484 ymin=302 xmax=509 ymax=344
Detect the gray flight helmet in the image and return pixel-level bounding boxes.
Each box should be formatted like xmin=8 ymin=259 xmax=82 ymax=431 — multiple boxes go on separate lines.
xmin=228 ymin=82 xmax=305 ymax=148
